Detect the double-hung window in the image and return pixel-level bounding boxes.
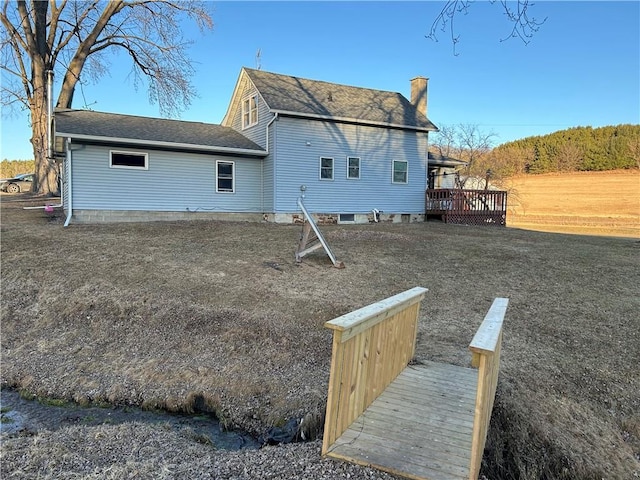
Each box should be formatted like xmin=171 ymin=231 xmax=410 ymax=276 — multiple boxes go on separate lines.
xmin=347 ymin=156 xmax=360 ymax=179
xmin=242 ymin=95 xmax=258 ymax=129
xmin=320 ymin=157 xmax=334 ymax=180
xmin=216 ymin=161 xmax=235 ymax=193
xmin=392 ymin=160 xmax=408 ymax=184
xmin=110 ymin=150 xmax=148 ymax=170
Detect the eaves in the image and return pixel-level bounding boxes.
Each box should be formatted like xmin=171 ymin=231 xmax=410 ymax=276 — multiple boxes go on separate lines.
xmin=56 ymin=132 xmax=268 ymax=158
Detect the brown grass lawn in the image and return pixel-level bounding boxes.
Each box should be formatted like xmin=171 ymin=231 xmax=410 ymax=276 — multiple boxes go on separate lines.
xmin=1 ymin=194 xmax=639 ymax=479
xmin=506 ymin=169 xmax=639 ymax=238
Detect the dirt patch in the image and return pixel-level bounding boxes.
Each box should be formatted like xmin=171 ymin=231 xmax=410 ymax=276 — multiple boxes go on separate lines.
xmin=1 ymin=194 xmax=639 ymax=479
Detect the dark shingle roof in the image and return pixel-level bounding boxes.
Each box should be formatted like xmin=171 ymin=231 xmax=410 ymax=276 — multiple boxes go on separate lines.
xmin=244 ymin=68 xmax=437 ymax=131
xmin=55 ymin=109 xmax=266 ymax=154
xmin=428 ymin=149 xmax=468 ymax=167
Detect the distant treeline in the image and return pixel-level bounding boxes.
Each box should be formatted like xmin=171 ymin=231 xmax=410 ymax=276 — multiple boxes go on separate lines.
xmin=1 ymin=159 xmax=35 ymax=179
xmin=484 ymin=125 xmax=640 ymax=176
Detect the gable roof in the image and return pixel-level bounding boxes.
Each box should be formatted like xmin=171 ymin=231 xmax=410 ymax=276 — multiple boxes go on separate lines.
xmin=55 ymin=109 xmax=267 ymax=156
xmin=226 ymin=68 xmax=438 ymax=132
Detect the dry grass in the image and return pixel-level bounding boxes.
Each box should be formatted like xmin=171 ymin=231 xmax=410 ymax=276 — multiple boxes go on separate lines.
xmin=506 ymin=169 xmax=639 ymax=238
xmin=1 ymin=194 xmax=639 ymax=479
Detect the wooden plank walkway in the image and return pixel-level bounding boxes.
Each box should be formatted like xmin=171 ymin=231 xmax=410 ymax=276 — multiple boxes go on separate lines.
xmin=325 ymin=360 xmax=478 ymax=480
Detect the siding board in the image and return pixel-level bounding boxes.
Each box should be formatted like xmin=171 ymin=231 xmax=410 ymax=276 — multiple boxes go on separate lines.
xmin=70 ymin=144 xmax=263 ymax=212
xmin=274 ymin=117 xmax=428 ymax=214
xmin=227 ymin=74 xmax=269 ymax=148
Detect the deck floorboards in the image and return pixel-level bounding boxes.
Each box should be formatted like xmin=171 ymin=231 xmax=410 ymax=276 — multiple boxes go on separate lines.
xmin=326 ymin=361 xmax=478 ymax=480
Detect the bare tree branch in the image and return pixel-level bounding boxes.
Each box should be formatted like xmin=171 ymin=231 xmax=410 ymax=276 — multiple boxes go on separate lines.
xmin=1 ymin=0 xmax=213 ymax=195
xmin=427 ymin=0 xmax=547 ymax=54
xmin=432 ymin=123 xmax=497 ymax=187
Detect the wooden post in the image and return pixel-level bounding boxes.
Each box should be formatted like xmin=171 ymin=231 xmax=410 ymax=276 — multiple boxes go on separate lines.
xmin=468 ymin=297 xmax=509 ymax=480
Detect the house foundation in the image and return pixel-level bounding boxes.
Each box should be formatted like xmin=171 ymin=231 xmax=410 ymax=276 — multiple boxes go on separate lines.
xmin=70 ymin=210 xmax=424 ymax=225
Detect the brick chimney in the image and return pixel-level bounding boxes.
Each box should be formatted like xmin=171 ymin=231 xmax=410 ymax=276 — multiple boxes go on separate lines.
xmin=410 ymin=76 xmax=428 ymax=117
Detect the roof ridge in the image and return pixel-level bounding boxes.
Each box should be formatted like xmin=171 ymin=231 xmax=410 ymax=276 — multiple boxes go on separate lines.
xmin=243 ymin=67 xmax=405 ymax=97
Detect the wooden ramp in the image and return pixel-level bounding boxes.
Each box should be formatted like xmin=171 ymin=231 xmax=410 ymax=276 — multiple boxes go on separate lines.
xmin=326 ymin=361 xmax=477 ymax=480
xmin=322 ymin=288 xmax=508 ymax=480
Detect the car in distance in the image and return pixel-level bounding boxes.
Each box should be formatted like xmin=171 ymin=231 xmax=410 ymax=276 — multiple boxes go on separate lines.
xmin=0 ymin=173 xmax=35 ymax=193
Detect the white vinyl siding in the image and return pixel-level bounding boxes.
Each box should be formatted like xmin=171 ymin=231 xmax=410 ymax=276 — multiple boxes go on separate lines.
xmin=392 ymin=160 xmax=408 ymax=184
xmin=216 ymin=160 xmax=235 ymax=193
xmin=70 ymin=145 xmax=263 ymax=212
xmin=347 ymin=156 xmax=360 ymax=179
xmin=320 ymin=157 xmax=334 ymax=180
xmin=242 ymin=95 xmax=258 ymax=129
xmin=226 ymin=74 xmax=269 ymax=148
xmin=110 ymin=150 xmax=148 ymax=170
xmin=273 ymin=117 xmax=428 ymax=214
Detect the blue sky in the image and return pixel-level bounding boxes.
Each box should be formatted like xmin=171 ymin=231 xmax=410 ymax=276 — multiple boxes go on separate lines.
xmin=1 ymin=1 xmax=639 ymax=160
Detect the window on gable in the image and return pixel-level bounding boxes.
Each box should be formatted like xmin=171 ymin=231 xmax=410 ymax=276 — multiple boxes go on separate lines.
xmin=110 ymin=150 xmax=148 ymax=170
xmin=216 ymin=160 xmax=235 ymax=193
xmin=242 ymin=95 xmax=258 ymax=129
xmin=320 ymin=157 xmax=334 ymax=180
xmin=392 ymin=160 xmax=408 ymax=184
xmin=347 ymin=156 xmax=360 ymax=179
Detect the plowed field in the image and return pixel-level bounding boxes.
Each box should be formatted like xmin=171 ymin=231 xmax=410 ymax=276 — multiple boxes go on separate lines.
xmin=506 ymin=170 xmax=639 ymax=237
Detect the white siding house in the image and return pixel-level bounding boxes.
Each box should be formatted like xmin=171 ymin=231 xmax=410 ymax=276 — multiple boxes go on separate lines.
xmin=56 ymin=68 xmax=438 ymax=225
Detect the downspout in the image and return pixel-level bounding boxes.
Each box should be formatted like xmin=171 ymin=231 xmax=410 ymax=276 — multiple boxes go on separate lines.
xmin=64 ymin=137 xmax=73 ymax=227
xmin=265 ymin=112 xmax=278 ymax=154
xmin=47 ymin=70 xmax=53 ymax=160
xmin=265 ymin=112 xmax=278 ymax=215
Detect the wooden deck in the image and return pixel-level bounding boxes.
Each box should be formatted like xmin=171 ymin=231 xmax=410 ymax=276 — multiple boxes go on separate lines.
xmin=425 ymin=189 xmax=507 ymax=227
xmin=325 ymin=361 xmax=478 ymax=480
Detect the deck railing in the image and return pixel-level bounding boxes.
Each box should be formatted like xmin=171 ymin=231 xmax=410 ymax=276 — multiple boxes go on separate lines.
xmin=321 ymin=287 xmax=428 ymax=455
xmin=468 ymin=297 xmax=509 ymax=479
xmin=426 ymin=188 xmax=507 ymax=226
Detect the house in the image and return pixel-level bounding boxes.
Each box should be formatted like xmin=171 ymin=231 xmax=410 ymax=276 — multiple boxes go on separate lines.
xmin=427 ymin=149 xmax=468 ymax=189
xmin=55 ymin=68 xmax=438 ymax=225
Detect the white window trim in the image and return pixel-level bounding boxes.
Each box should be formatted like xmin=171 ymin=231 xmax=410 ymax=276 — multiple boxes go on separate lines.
xmin=242 ymin=94 xmax=258 ymax=129
xmin=392 ymin=160 xmax=408 ymax=184
xmin=109 ymin=150 xmax=148 ymax=170
xmin=347 ymin=156 xmax=361 ymax=180
xmin=216 ymin=160 xmax=235 ymax=193
xmin=319 ymin=157 xmax=334 ymax=181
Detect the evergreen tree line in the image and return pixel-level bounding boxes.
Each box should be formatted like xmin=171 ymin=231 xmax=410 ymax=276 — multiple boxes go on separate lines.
xmin=483 ymin=124 xmax=640 ymax=176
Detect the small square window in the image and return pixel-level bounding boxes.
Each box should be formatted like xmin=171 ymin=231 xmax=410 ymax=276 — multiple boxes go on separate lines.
xmin=392 ymin=160 xmax=408 ymax=184
xmin=110 ymin=151 xmax=148 ymax=170
xmin=217 ymin=161 xmax=235 ymax=193
xmin=320 ymin=157 xmax=334 ymax=180
xmin=347 ymin=156 xmax=360 ymax=179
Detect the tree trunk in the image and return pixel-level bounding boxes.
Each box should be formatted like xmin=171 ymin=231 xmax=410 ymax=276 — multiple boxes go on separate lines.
xmin=30 ymin=69 xmax=58 ymax=196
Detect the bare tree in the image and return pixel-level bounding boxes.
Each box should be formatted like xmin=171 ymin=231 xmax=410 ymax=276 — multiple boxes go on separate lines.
xmin=431 ymin=123 xmax=496 ymax=187
xmin=430 ymin=124 xmax=459 ymax=158
xmin=427 ymin=0 xmax=547 ymax=55
xmin=481 ymin=144 xmax=532 ymax=179
xmin=1 ymin=1 xmax=213 ymax=196
xmin=556 ymin=141 xmax=583 ymax=172
xmin=627 ymin=137 xmax=640 ymax=169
